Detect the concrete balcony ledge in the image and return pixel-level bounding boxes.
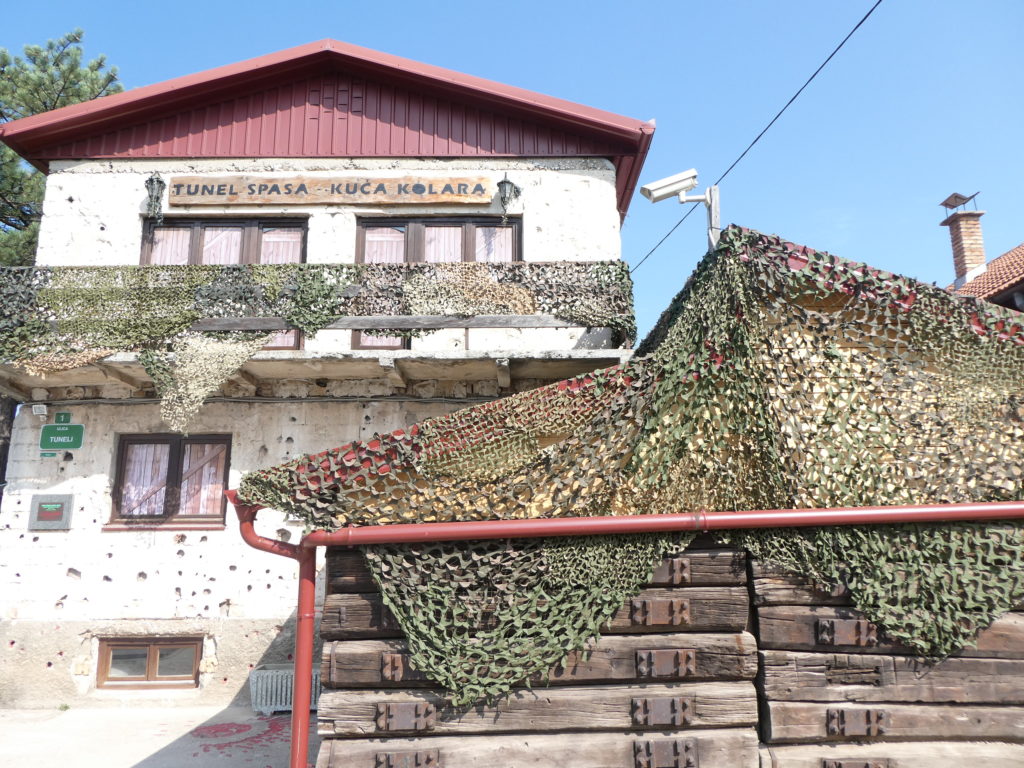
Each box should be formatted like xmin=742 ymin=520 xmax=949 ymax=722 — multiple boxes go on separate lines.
xmin=0 ymin=348 xmax=634 ymax=403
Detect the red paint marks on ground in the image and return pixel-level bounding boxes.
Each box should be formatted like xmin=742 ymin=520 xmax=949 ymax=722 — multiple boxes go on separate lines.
xmin=191 ymin=722 xmax=253 ymax=738
xmin=190 ymin=716 xmax=290 ymax=755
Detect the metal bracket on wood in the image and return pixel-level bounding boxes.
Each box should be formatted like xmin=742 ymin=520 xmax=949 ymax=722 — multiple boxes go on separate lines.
xmin=650 ymin=556 xmax=691 ymax=586
xmin=631 ymin=696 xmax=694 ymax=728
xmin=636 ymin=649 xmax=697 ymax=679
xmin=374 ymin=603 xmax=401 ymax=632
xmin=825 ymin=708 xmax=888 ymax=738
xmin=630 ymin=598 xmax=690 ymax=627
xmin=374 ymin=702 xmax=436 ymax=732
xmin=821 ymin=760 xmax=891 ymax=768
xmin=375 ymin=749 xmax=440 ymax=768
xmin=381 ymin=652 xmax=428 ymax=682
xmin=633 ymin=738 xmax=699 ymax=768
xmin=816 ymin=618 xmax=878 ymax=647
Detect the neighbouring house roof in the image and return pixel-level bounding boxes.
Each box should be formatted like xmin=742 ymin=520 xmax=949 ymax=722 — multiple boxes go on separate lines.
xmin=955 ymin=242 xmax=1024 ymax=300
xmin=0 ymin=39 xmax=654 ymax=219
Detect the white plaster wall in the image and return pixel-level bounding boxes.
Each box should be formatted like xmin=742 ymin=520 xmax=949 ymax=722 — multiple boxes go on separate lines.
xmin=37 ymin=157 xmax=620 ymax=268
xmin=0 ymin=397 xmax=460 ymax=706
xmin=36 ymin=158 xmax=619 ymax=355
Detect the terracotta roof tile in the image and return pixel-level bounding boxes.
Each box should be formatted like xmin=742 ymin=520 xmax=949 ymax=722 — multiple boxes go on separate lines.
xmin=956 ymin=242 xmax=1024 ymax=299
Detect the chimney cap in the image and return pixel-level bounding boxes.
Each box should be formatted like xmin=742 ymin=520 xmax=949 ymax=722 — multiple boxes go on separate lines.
xmin=940 ymin=191 xmax=979 ymax=210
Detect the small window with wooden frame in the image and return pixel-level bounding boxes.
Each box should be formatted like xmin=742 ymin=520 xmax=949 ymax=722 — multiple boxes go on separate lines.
xmin=141 ymin=218 xmax=307 ymax=349
xmin=97 ymin=637 xmax=202 ymax=689
xmin=109 ymin=434 xmax=231 ymax=529
xmin=353 ymin=217 xmax=521 ymax=349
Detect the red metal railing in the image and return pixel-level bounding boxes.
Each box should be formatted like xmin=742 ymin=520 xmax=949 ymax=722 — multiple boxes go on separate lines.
xmin=226 ymin=490 xmax=1024 ymax=768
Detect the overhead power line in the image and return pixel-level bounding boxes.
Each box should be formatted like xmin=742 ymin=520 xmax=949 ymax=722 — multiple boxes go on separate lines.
xmin=631 ymin=0 xmax=885 ymax=274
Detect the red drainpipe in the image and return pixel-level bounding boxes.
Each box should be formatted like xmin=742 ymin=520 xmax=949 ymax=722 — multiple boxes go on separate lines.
xmin=226 ymin=491 xmax=1024 ymax=768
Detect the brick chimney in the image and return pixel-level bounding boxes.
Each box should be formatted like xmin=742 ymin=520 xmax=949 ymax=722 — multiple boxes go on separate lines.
xmin=941 ymin=205 xmax=986 ymax=288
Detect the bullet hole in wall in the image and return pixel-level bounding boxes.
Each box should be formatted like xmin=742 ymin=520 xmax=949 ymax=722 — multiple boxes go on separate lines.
xmin=102 ymin=576 xmax=112 ymax=582
xmin=203 ymin=589 xmax=211 ymax=595
xmin=67 ymin=568 xmax=81 ymax=579
xmin=175 ymin=534 xmax=186 ymax=544
xmin=62 ymin=452 xmax=73 ymax=461
xmin=229 ymin=565 xmax=237 ymax=571
xmin=175 ymin=587 xmax=181 ymax=597
xmin=200 ymin=536 xmax=207 ymax=543
xmin=106 ymin=553 xmax=113 ymax=559
xmin=46 ymin=661 xmax=52 ymax=668
xmin=289 ymin=416 xmax=297 ymax=422
xmin=137 ymin=572 xmax=147 ymax=581
xmin=176 ymin=550 xmax=185 ymax=558
xmin=276 ymin=529 xmax=291 ymax=542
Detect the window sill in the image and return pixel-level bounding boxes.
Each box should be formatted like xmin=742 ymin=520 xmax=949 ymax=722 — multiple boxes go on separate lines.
xmin=103 ymin=519 xmax=226 ymax=532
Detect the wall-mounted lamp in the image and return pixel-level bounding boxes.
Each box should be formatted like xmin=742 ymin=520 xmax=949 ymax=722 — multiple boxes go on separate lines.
xmin=496 ymin=175 xmax=521 ymax=224
xmin=145 ymin=172 xmax=166 ymax=224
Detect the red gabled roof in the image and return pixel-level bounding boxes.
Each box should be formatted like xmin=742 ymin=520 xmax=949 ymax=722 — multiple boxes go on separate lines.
xmin=955 ymin=242 xmax=1024 ymax=300
xmin=0 ymin=39 xmax=654 ymax=218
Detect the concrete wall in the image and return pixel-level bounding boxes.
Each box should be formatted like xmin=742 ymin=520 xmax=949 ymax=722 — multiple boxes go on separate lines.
xmin=0 ymin=398 xmax=459 ymax=707
xmin=36 ymin=157 xmax=620 ymax=355
xmin=38 ymin=157 xmax=619 ymax=268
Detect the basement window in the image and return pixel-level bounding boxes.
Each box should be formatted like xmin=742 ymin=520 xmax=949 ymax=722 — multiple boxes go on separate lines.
xmin=108 ymin=434 xmax=230 ymax=528
xmin=97 ymin=637 xmax=202 ymax=689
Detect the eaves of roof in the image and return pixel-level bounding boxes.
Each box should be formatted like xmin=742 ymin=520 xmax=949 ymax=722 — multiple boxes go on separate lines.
xmin=0 ymin=40 xmax=655 ymax=218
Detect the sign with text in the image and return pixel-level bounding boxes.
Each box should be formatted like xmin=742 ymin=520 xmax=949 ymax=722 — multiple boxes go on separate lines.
xmin=29 ymin=494 xmax=73 ymax=530
xmin=169 ymin=176 xmax=494 ymax=206
xmin=40 ymin=423 xmax=85 ymax=451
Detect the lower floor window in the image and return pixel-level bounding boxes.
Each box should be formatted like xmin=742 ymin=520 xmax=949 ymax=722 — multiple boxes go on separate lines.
xmin=98 ymin=637 xmax=202 ymax=688
xmin=112 ymin=434 xmax=231 ymax=523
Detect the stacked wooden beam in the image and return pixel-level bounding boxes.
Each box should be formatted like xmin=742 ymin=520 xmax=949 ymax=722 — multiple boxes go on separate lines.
xmin=317 ymin=544 xmax=760 ymax=768
xmin=752 ymin=561 xmax=1024 ymax=767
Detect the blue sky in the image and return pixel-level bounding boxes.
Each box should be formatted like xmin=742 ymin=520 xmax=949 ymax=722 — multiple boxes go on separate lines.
xmin=4 ymin=0 xmax=1023 ymax=339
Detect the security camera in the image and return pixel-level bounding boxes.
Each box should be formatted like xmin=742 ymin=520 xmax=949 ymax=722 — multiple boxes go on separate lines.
xmin=640 ymin=169 xmax=699 ymax=203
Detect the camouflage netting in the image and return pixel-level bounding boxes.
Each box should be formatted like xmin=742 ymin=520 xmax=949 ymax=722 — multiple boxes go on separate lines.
xmin=238 ymin=225 xmax=1024 ymax=699
xmin=0 ymin=260 xmax=633 ymax=431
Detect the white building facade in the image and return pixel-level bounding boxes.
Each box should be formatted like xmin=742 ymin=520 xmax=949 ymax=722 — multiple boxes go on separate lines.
xmin=0 ymin=40 xmax=652 ymax=708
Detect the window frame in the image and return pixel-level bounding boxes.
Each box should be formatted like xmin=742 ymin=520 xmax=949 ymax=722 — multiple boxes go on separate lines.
xmin=140 ymin=217 xmax=309 ymax=266
xmin=109 ymin=434 xmax=232 ymax=528
xmin=352 ymin=217 xmax=521 ymax=350
xmin=97 ymin=637 xmax=202 ymax=689
xmin=355 ymin=216 xmax=521 ymax=265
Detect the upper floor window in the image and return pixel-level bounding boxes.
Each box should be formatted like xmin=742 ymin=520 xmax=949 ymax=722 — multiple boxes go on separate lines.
xmin=110 ymin=434 xmax=231 ymax=527
xmin=142 ymin=218 xmax=306 ymax=266
xmin=354 ymin=218 xmax=519 ymax=349
xmin=142 ymin=219 xmax=306 ymax=348
xmin=357 ymin=217 xmax=520 ymax=265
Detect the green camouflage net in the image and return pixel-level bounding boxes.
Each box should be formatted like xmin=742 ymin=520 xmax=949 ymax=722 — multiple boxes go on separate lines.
xmin=0 ymin=260 xmax=633 ymax=432
xmin=363 ymin=533 xmax=690 ymax=706
xmin=238 ymin=225 xmax=1024 ymax=700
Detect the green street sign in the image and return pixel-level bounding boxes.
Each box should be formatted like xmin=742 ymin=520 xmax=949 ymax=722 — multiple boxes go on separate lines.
xmin=39 ymin=452 xmax=57 ymax=458
xmin=40 ymin=424 xmax=85 ymax=451
xmin=55 ymin=411 xmax=72 ymax=424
